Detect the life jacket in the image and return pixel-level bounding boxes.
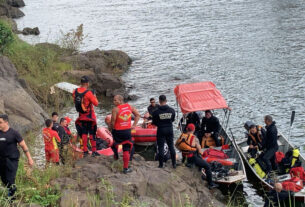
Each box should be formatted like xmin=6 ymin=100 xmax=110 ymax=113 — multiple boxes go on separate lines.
xmin=202 ymin=148 xmax=228 ymax=159
xmin=275 ymin=151 xmax=285 ymax=164
xmin=175 ymin=133 xmax=197 ymax=155
xmin=282 ymin=177 xmax=303 ymax=192
xmin=114 ymin=103 xmax=132 ymax=130
xmin=248 ymin=125 xmax=263 ymax=145
xmin=201 ymin=136 xmax=216 ymax=148
xmin=290 ymin=167 xmax=305 ymax=181
xmin=74 ymin=89 xmax=89 ymax=113
xmin=249 ymin=157 xmax=266 ymax=178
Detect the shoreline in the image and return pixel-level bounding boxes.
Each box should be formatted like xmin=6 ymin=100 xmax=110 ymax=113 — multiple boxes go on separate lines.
xmin=0 ymin=0 xmax=133 ymax=135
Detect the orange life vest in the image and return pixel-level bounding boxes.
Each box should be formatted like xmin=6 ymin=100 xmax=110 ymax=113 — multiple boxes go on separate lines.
xmin=248 ymin=125 xmax=263 ymax=144
xmin=201 ymin=136 xmax=216 ymax=148
xmin=175 ymin=133 xmax=197 ymax=154
xmin=114 ymin=103 xmax=132 ymax=130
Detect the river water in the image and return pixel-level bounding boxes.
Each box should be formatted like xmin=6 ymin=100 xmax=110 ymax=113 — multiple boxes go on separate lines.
xmin=16 ymin=0 xmax=305 ymax=206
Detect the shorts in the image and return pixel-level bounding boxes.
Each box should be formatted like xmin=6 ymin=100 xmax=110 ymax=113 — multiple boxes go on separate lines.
xmin=45 ymin=149 xmax=59 ymax=163
xmin=112 ymin=129 xmax=132 ymax=151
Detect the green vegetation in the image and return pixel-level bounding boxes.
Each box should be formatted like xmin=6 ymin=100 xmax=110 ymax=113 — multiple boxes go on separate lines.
xmin=0 ymin=20 xmax=14 ymax=53
xmin=0 ymin=19 xmax=78 ymax=112
xmin=0 ymin=157 xmax=63 ymax=207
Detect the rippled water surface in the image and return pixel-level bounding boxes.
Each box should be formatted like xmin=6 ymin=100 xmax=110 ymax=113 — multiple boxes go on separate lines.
xmin=17 ymin=0 xmax=305 ymax=205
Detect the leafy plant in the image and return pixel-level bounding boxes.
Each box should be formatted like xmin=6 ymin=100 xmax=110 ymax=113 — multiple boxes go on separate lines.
xmin=0 ymin=21 xmax=14 ymax=53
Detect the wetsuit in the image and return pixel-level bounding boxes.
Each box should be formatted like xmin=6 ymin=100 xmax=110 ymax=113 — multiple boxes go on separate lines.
xmin=200 ymin=115 xmax=221 ymax=146
xmin=73 ymin=87 xmax=99 ymax=153
xmin=42 ymin=128 xmax=61 ymax=163
xmin=152 ymin=105 xmax=176 ymax=168
xmin=0 ymin=128 xmax=23 ymax=197
xmin=147 ymin=104 xmax=160 ymax=119
xmin=111 ymin=103 xmax=133 ymax=169
xmin=262 ymin=121 xmax=279 ymax=174
xmin=179 ymin=112 xmax=200 ymax=135
xmin=58 ymin=126 xmax=70 ymax=164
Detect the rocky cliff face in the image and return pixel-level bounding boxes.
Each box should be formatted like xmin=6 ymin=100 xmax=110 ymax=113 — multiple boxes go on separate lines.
xmin=52 ymin=155 xmax=225 ymax=207
xmin=63 ymin=49 xmax=133 ymax=99
xmin=0 ymin=0 xmax=25 ymax=19
xmin=0 ymin=56 xmax=48 ymax=134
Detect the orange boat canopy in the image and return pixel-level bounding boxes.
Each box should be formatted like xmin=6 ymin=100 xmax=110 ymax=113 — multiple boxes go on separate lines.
xmin=174 ymin=81 xmax=229 ymax=114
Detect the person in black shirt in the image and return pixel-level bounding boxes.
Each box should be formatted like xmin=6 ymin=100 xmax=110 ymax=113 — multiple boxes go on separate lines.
xmin=147 ymin=98 xmax=160 ymax=119
xmin=152 ymin=95 xmax=176 ymax=168
xmin=51 ymin=112 xmax=60 ymax=133
xmin=58 ymin=118 xmax=70 ymax=164
xmin=200 ymin=110 xmax=221 ymax=146
xmin=262 ymin=115 xmax=278 ymax=174
xmin=0 ymin=114 xmax=34 ymax=199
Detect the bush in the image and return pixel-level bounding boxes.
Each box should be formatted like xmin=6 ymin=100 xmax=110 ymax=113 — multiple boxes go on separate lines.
xmin=0 ymin=21 xmax=14 ymax=53
xmin=57 ymin=24 xmax=86 ymax=52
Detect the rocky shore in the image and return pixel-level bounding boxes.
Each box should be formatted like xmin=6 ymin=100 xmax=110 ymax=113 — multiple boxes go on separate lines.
xmin=52 ymin=155 xmax=225 ymax=207
xmin=0 ymin=1 xmax=229 ymax=207
xmin=0 ymin=0 xmax=133 ymax=134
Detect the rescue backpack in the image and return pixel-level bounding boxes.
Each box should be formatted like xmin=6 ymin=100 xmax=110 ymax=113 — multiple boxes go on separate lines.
xmin=74 ymin=89 xmax=89 ymax=113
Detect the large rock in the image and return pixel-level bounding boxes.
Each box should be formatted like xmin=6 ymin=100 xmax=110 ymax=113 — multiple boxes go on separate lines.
xmin=6 ymin=0 xmax=25 ymax=8
xmin=52 ymin=155 xmax=225 ymax=207
xmin=22 ymin=27 xmax=40 ymax=35
xmin=62 ymin=49 xmax=133 ymax=99
xmin=0 ymin=56 xmax=48 ymax=134
xmin=0 ymin=3 xmax=24 ymax=18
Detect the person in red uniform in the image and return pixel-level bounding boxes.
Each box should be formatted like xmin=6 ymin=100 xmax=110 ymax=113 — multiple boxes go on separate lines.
xmin=42 ymin=119 xmax=61 ymax=165
xmin=73 ymin=76 xmax=100 ymax=157
xmin=110 ymin=95 xmax=140 ymax=174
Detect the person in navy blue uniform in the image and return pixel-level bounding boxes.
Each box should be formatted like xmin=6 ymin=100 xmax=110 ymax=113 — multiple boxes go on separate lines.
xmin=152 ymin=95 xmax=176 ymax=168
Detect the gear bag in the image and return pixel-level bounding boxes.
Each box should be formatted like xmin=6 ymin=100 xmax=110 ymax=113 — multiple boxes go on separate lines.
xmin=74 ymin=89 xmax=89 ymax=113
xmin=282 ymin=177 xmax=303 ymax=192
xmin=202 ymin=148 xmax=228 ymax=159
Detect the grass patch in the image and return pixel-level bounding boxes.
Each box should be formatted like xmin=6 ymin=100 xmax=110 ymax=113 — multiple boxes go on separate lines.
xmin=0 ymin=158 xmax=62 ymax=207
xmin=0 ymin=19 xmax=76 ymax=112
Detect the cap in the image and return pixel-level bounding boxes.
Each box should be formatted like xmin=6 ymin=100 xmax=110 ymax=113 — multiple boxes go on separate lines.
xmin=64 ymin=116 xmax=72 ymax=124
xmin=81 ymin=76 xmax=89 ymax=83
xmin=186 ymin=123 xmax=195 ymax=132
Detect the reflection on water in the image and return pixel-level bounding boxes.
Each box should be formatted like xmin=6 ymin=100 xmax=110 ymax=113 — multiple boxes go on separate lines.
xmin=17 ymin=0 xmax=305 ymax=205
